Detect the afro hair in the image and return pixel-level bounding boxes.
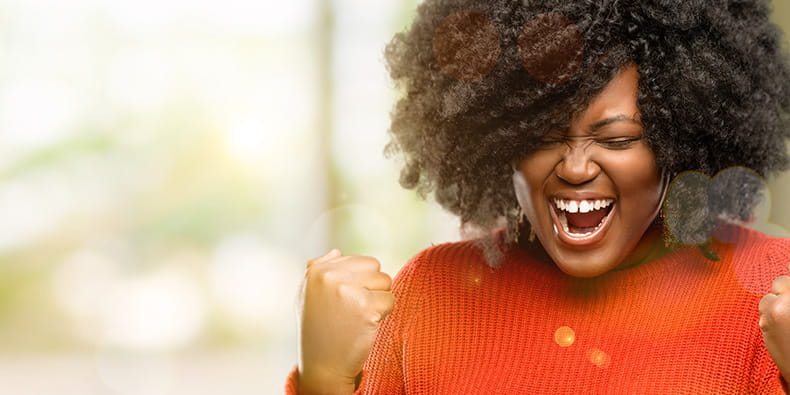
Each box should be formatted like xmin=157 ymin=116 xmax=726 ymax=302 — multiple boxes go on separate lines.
xmin=384 ymin=0 xmax=790 ymax=262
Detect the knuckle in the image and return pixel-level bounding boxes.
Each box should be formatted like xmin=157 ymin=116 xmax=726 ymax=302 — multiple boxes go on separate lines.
xmin=773 ymin=276 xmax=790 ymax=291
xmin=369 ymin=303 xmax=394 ymax=325
xmin=767 ymin=296 xmax=790 ymax=324
xmin=359 ymin=256 xmax=382 ymax=271
xmin=759 ymin=294 xmax=773 ymax=313
xmin=760 ymin=315 xmax=770 ymax=330
xmin=382 ymin=274 xmax=393 ymax=289
xmin=367 ymin=272 xmax=391 ymax=288
xmin=366 ymin=311 xmax=384 ymax=325
xmin=322 ymin=268 xmax=342 ymax=282
xmin=314 ymin=267 xmax=345 ymax=288
xmin=336 ymin=282 xmax=355 ymax=297
xmin=374 ymin=293 xmax=395 ymax=315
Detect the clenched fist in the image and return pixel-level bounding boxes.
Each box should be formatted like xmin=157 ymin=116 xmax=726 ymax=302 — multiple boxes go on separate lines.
xmin=298 ymin=249 xmax=395 ymax=394
xmin=759 ymin=266 xmax=790 ymax=381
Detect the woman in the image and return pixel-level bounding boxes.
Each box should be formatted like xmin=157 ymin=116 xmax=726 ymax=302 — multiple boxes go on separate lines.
xmin=289 ymin=0 xmax=790 ymax=393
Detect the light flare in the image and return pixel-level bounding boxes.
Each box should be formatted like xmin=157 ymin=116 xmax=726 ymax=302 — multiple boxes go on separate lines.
xmin=554 ymin=326 xmax=576 ymax=347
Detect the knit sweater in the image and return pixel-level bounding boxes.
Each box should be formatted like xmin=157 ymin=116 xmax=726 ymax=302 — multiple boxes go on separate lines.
xmin=287 ymin=225 xmax=790 ymax=394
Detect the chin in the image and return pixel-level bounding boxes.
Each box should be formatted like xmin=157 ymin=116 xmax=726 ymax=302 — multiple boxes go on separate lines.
xmin=556 ymin=263 xmax=610 ymax=278
xmin=549 ymin=250 xmax=620 ymax=278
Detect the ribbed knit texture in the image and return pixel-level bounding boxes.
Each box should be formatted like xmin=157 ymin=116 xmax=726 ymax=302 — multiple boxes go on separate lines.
xmin=287 ymin=225 xmax=790 ymax=394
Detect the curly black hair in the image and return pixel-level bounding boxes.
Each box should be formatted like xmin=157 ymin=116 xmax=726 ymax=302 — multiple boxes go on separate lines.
xmin=384 ymin=0 xmax=790 ymax=262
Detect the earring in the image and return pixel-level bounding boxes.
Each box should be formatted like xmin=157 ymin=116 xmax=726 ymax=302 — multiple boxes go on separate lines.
xmin=660 ymin=171 xmax=675 ymax=248
xmin=513 ymin=206 xmax=536 ymax=244
xmin=513 ymin=206 xmax=524 ymax=243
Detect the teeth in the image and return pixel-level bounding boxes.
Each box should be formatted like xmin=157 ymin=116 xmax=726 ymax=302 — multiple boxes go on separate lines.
xmin=552 ymin=198 xmax=615 ymax=237
xmin=553 ymin=198 xmax=614 ymax=213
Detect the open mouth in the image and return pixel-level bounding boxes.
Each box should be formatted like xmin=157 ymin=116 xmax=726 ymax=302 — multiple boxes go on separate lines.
xmin=549 ymin=198 xmax=616 ymax=245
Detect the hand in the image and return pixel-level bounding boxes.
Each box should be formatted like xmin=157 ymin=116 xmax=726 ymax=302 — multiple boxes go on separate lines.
xmin=759 ymin=267 xmax=790 ymax=380
xmin=298 ymin=249 xmax=395 ymax=394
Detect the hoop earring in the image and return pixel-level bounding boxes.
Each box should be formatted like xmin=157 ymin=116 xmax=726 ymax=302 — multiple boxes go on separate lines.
xmin=528 ymin=226 xmax=536 ymax=242
xmin=513 ymin=206 xmax=523 ymax=243
xmin=659 ymin=170 xmax=674 ymax=248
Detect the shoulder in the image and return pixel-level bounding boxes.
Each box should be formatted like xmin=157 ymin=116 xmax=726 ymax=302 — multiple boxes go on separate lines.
xmin=390 ymin=239 xmax=491 ymax=295
xmin=714 ymin=223 xmax=790 ymax=257
xmin=714 ymin=223 xmax=790 ymax=294
xmin=395 ymin=239 xmax=486 ymax=280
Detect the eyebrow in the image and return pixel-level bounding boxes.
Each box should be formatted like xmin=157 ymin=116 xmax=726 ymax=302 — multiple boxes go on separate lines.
xmin=590 ymin=115 xmax=642 ymax=132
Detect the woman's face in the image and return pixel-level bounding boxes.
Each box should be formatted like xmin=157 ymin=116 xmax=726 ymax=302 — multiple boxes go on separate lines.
xmin=514 ymin=65 xmax=665 ymax=278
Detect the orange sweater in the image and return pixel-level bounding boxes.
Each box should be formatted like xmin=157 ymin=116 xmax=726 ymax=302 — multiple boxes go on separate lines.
xmin=287 ymin=225 xmax=790 ymax=394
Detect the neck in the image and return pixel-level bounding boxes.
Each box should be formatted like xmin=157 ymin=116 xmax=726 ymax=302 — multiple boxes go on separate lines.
xmin=614 ymin=223 xmax=671 ymax=272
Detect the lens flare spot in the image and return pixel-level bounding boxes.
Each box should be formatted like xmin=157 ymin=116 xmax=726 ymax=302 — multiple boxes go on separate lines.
xmin=432 ymin=10 xmax=501 ymax=81
xmin=587 ymin=348 xmax=610 ymax=368
xmin=518 ymin=13 xmax=584 ymax=85
xmin=554 ymin=326 xmax=575 ymax=347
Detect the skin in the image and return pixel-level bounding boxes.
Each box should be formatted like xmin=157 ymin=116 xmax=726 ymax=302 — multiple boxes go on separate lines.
xmin=760 ymin=270 xmax=790 ymax=382
xmin=298 ymin=249 xmax=395 ymax=394
xmin=513 ymin=64 xmax=667 ymax=278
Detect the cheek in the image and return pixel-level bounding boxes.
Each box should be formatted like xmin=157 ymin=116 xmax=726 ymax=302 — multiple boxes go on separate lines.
xmin=515 ymin=155 xmax=556 ymax=227
xmin=609 ymin=150 xmax=663 ymax=208
xmin=515 ymin=156 xmax=553 ymax=202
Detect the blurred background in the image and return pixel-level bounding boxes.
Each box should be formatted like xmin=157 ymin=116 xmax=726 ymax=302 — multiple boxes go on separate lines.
xmin=0 ymin=0 xmax=788 ymax=394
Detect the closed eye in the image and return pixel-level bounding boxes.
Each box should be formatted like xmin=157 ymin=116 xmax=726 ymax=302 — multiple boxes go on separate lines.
xmin=597 ymin=137 xmax=641 ymax=149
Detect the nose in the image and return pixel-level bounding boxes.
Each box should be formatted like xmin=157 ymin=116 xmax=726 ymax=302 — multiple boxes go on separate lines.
xmin=555 ymin=143 xmax=600 ymax=185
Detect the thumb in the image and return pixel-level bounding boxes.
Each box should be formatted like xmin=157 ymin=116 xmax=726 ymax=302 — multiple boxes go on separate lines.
xmin=308 ymin=249 xmax=343 ymax=267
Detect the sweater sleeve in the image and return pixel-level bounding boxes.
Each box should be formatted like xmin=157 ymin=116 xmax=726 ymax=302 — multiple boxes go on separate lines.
xmin=284 ymin=366 xmax=299 ymax=395
xmin=355 ymin=249 xmax=428 ymax=394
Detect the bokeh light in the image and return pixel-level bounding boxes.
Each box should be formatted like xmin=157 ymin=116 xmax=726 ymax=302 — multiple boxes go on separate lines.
xmin=587 ymin=348 xmax=610 ymax=368
xmin=554 ymin=326 xmax=576 ymax=347
xmin=518 ymin=13 xmax=584 ymax=85
xmin=432 ymin=10 xmax=501 ymax=81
